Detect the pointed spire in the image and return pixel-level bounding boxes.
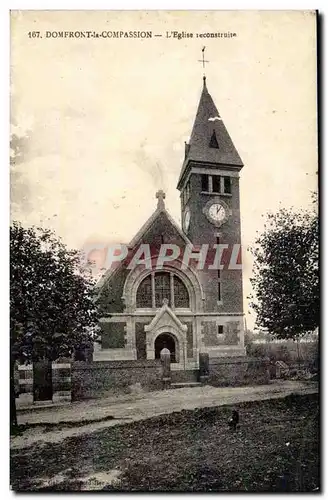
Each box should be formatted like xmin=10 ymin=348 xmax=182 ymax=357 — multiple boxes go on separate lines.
xmin=177 ymin=78 xmax=243 ymax=189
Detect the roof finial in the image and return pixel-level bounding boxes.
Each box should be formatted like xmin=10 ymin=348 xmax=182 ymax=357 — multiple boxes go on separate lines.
xmin=198 ymin=46 xmax=209 ymax=82
xmin=156 ymin=189 xmax=166 ymax=210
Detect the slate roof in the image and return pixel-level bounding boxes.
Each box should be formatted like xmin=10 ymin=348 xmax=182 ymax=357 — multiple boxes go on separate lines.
xmin=177 ymin=77 xmax=243 ymax=188
xmin=128 ymin=203 xmax=191 ymax=248
xmin=96 ymin=198 xmax=192 ymax=290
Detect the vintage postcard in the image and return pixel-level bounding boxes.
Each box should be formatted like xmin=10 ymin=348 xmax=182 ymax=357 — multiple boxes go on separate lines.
xmin=10 ymin=10 xmax=319 ymax=492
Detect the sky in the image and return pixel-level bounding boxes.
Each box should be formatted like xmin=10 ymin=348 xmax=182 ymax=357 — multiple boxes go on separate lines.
xmin=10 ymin=10 xmax=318 ymax=328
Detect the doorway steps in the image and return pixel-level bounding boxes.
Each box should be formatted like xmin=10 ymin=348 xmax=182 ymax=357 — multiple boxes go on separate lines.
xmin=169 ymin=369 xmax=202 ymax=388
xmin=170 ymin=369 xmax=199 ymax=384
xmin=170 ymin=381 xmax=203 ymax=389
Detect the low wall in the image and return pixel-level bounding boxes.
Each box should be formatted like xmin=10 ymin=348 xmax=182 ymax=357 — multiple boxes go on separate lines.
xmin=208 ymin=356 xmax=270 ymax=387
xmin=170 ymin=369 xmax=199 ymax=383
xmin=71 ymin=359 xmax=163 ymax=400
xmin=52 ymin=362 xmax=72 ymax=403
xmin=16 ymin=360 xmax=72 ymax=406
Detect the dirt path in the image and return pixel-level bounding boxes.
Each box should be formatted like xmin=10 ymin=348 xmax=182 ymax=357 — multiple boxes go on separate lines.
xmin=11 ymin=381 xmax=317 ymax=450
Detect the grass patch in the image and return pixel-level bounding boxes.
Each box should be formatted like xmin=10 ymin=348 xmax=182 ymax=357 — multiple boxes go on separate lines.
xmin=10 ymin=393 xmax=320 ymax=492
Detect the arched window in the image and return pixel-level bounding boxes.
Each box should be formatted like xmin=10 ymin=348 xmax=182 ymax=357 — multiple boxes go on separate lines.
xmin=173 ymin=275 xmax=189 ymax=308
xmin=136 ymin=274 xmax=152 ymax=308
xmin=136 ymin=272 xmax=190 ymax=309
xmin=155 ymin=272 xmax=171 ymax=307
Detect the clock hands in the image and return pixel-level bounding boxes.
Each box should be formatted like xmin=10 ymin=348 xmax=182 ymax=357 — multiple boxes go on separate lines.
xmin=205 ymin=202 xmax=227 ymax=225
xmin=215 ymin=205 xmax=223 ymax=217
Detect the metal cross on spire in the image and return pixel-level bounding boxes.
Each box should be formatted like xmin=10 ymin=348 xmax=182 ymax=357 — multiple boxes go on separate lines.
xmin=198 ymin=46 xmax=209 ymax=75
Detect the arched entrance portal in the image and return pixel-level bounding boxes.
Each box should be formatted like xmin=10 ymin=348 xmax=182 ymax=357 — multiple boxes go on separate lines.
xmin=154 ymin=333 xmax=177 ymax=363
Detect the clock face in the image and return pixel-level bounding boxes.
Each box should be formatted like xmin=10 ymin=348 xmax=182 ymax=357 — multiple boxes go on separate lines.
xmin=183 ymin=209 xmax=191 ymax=231
xmin=208 ymin=203 xmax=226 ymax=224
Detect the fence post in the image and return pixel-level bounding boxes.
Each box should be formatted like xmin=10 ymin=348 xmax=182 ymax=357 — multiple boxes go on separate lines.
xmin=160 ymin=349 xmax=171 ymax=389
xmin=52 ymin=361 xmax=72 ymax=403
xmin=199 ymin=352 xmax=209 ymax=384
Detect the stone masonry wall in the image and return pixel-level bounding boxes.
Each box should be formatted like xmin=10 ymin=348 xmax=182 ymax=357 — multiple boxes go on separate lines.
xmin=208 ymin=357 xmax=270 ymax=387
xmin=71 ymin=359 xmax=163 ymax=400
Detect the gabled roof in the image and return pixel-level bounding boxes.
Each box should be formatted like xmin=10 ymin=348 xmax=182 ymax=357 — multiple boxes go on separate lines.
xmin=96 ymin=194 xmax=192 ymax=290
xmin=178 ymin=77 xmax=243 ymax=189
xmin=144 ymin=300 xmax=188 ymax=333
xmin=128 ymin=202 xmax=191 ymax=248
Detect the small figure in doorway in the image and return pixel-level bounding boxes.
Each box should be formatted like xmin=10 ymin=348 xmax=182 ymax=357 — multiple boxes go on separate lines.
xmin=228 ymin=409 xmax=239 ymax=431
xmin=160 ymin=347 xmax=170 ymax=357
xmin=160 ymin=340 xmax=170 ymax=359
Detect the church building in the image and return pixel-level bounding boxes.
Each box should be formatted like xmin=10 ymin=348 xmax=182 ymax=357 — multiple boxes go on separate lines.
xmin=95 ymin=76 xmax=246 ymax=370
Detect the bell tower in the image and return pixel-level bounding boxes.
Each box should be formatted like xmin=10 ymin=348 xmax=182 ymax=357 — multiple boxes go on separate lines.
xmin=177 ymin=76 xmax=244 ymax=317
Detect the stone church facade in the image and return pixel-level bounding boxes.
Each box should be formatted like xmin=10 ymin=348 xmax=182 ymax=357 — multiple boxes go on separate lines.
xmin=16 ymin=77 xmax=272 ymax=407
xmin=95 ymin=76 xmax=246 ymax=370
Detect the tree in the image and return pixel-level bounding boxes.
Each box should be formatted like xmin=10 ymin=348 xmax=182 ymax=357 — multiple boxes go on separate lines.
xmin=10 ymin=222 xmax=100 ymax=429
xmin=249 ymin=199 xmax=318 ymax=341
